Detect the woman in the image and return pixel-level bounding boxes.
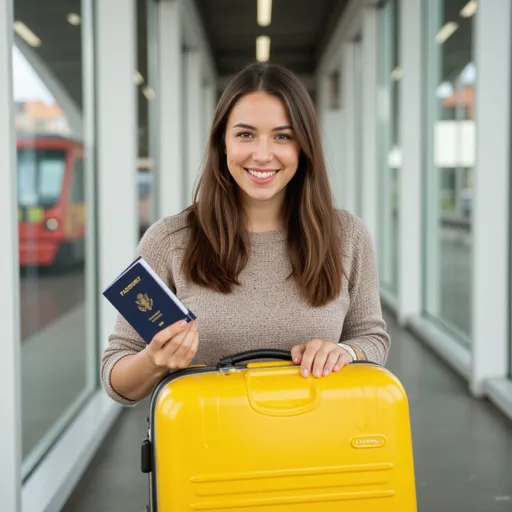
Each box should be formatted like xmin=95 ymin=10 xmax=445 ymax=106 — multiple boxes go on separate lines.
xmin=101 ymin=62 xmax=390 ymax=405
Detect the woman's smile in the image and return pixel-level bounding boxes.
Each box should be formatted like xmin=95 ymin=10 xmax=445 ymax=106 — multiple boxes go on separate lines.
xmin=244 ymin=167 xmax=279 ymax=184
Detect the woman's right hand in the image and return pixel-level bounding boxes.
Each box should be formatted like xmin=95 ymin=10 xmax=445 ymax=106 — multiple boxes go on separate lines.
xmin=144 ymin=319 xmax=198 ymax=373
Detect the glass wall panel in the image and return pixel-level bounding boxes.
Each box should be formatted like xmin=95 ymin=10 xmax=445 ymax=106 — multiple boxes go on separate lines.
xmin=353 ymin=33 xmax=363 ymax=217
xmin=377 ymin=0 xmax=400 ymax=294
xmin=136 ymin=0 xmax=153 ymax=239
xmin=423 ymin=0 xmax=475 ymax=342
xmin=12 ymin=0 xmax=96 ymax=477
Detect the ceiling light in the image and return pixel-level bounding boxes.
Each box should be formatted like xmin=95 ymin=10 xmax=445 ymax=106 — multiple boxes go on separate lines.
xmin=460 ymin=0 xmax=477 ymax=18
xmin=134 ymin=71 xmax=144 ymax=86
xmin=390 ymin=66 xmax=403 ymax=81
xmin=436 ymin=81 xmax=454 ymax=99
xmin=460 ymin=61 xmax=476 ymax=84
xmin=67 ymin=13 xmax=81 ymax=26
xmin=257 ymin=0 xmax=272 ymax=27
xmin=13 ymin=21 xmax=41 ymax=47
xmin=256 ymin=36 xmax=270 ymax=62
xmin=435 ymin=22 xmax=458 ymax=44
xmin=142 ymin=86 xmax=154 ymax=101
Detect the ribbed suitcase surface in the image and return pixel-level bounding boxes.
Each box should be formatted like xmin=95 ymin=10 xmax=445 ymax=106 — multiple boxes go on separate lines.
xmin=145 ymin=351 xmax=417 ymax=511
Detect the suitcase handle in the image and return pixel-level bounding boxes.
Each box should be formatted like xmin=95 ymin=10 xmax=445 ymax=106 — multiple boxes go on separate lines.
xmin=217 ymin=349 xmax=292 ymax=368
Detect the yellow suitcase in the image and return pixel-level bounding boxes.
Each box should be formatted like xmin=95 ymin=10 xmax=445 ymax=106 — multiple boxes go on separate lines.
xmin=141 ymin=349 xmax=417 ymax=511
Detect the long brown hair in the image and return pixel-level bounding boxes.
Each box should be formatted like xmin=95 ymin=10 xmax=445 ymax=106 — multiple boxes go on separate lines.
xmin=181 ymin=62 xmax=344 ymax=307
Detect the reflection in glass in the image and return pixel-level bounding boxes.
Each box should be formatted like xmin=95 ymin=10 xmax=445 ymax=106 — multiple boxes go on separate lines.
xmin=17 ymin=148 xmax=65 ymax=207
xmin=424 ymin=0 xmax=474 ymax=341
xmin=12 ymin=0 xmax=95 ymax=477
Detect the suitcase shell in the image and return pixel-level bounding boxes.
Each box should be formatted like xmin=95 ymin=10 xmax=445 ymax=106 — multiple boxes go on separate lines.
xmin=143 ymin=350 xmax=417 ymax=511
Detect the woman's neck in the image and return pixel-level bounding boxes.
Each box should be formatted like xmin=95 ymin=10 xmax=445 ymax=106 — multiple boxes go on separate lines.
xmin=243 ymin=194 xmax=284 ymax=233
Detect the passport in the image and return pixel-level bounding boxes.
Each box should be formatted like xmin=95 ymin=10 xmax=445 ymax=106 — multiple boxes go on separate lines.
xmin=103 ymin=256 xmax=196 ymax=344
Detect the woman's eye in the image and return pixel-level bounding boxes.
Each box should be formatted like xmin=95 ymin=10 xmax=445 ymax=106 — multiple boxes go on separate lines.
xmin=275 ymin=133 xmax=291 ymax=140
xmin=237 ymin=131 xmax=253 ymax=138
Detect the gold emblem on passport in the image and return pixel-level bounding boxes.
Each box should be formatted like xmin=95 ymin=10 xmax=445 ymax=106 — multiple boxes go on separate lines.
xmin=136 ymin=293 xmax=153 ymax=312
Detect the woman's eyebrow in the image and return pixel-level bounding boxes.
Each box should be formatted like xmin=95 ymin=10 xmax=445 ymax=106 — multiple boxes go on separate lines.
xmin=232 ymin=122 xmax=293 ymax=131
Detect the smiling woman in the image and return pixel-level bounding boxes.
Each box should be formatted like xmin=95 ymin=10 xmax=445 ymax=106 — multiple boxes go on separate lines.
xmin=225 ymin=91 xmax=300 ymax=219
xmin=102 ymin=62 xmax=390 ymax=405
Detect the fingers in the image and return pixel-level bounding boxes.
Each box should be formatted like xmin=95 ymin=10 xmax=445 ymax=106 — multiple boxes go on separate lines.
xmin=323 ymin=350 xmax=341 ymax=376
xmin=151 ymin=319 xmax=189 ymax=349
xmin=147 ymin=320 xmax=198 ymax=371
xmin=291 ymin=344 xmax=307 ymax=364
xmin=183 ymin=327 xmax=199 ymax=364
xmin=299 ymin=339 xmax=322 ymax=378
xmin=312 ymin=346 xmax=331 ymax=378
xmin=334 ymin=351 xmax=352 ymax=372
xmin=166 ymin=320 xmax=197 ymax=364
xmin=299 ymin=340 xmax=353 ymax=378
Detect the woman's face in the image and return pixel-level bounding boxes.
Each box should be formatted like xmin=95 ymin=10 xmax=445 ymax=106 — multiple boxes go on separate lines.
xmin=224 ymin=91 xmax=300 ymax=208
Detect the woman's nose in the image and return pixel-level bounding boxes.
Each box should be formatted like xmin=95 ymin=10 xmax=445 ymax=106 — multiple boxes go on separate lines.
xmin=253 ymin=139 xmax=272 ymax=163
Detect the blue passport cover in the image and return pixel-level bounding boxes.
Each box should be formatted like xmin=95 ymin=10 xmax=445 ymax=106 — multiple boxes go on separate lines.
xmin=103 ymin=256 xmax=196 ymax=344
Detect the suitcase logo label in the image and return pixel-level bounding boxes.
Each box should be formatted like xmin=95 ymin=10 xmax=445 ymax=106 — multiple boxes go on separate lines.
xmin=351 ymin=435 xmax=386 ymax=449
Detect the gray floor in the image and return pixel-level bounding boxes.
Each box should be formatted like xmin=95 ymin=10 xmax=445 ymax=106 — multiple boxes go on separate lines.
xmin=62 ymin=310 xmax=512 ymax=512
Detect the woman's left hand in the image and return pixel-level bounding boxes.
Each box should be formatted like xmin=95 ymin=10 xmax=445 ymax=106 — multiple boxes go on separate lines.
xmin=291 ymin=339 xmax=353 ymax=378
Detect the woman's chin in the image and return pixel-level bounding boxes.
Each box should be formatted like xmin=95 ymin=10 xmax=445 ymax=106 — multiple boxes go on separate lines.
xmin=242 ymin=188 xmax=281 ymax=203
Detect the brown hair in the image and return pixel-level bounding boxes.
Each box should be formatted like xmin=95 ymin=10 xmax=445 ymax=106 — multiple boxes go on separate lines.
xmin=181 ymin=62 xmax=344 ymax=307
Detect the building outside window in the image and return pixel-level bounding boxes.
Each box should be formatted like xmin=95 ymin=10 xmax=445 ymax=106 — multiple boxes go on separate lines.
xmin=423 ymin=0 xmax=475 ymax=343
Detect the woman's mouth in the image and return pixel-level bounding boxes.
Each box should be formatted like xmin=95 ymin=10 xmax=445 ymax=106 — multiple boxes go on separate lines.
xmin=244 ymin=168 xmax=279 ymax=184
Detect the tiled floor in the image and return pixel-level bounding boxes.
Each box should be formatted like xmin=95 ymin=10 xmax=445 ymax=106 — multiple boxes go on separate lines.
xmin=62 ymin=311 xmax=512 ymax=512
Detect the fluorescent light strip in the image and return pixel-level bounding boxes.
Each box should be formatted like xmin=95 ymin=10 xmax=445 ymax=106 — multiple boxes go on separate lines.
xmin=134 ymin=71 xmax=144 ymax=85
xmin=256 ymin=35 xmax=270 ymax=62
xmin=13 ymin=21 xmax=41 ymax=47
xmin=142 ymin=86 xmax=154 ymax=100
xmin=435 ymin=22 xmax=458 ymax=44
xmin=67 ymin=13 xmax=81 ymax=26
xmin=257 ymin=0 xmax=272 ymax=27
xmin=460 ymin=0 xmax=477 ymax=18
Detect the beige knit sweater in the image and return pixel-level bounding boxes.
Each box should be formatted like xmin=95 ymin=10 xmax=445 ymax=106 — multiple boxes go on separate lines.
xmin=101 ymin=208 xmax=390 ymax=405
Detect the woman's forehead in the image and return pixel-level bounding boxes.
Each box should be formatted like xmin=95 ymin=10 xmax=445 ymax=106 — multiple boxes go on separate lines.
xmin=227 ymin=92 xmax=291 ymax=127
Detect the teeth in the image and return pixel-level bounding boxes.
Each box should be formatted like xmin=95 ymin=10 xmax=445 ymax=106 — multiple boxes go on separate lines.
xmin=248 ymin=169 xmax=277 ymax=178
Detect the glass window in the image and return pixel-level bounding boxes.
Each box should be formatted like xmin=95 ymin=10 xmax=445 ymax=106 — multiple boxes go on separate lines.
xmin=70 ymin=156 xmax=85 ymax=203
xmin=12 ymin=1 xmax=97 ymax=478
xmin=377 ymin=0 xmax=400 ymax=295
xmin=136 ymin=0 xmax=153 ymax=238
xmin=353 ymin=33 xmax=364 ymax=217
xmin=17 ymin=148 xmax=66 ymax=207
xmin=423 ymin=0 xmax=475 ymax=342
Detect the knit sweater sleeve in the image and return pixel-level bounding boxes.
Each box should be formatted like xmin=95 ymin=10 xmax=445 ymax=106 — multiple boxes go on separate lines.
xmin=100 ymin=218 xmax=174 ymax=405
xmin=339 ymin=214 xmax=390 ymax=365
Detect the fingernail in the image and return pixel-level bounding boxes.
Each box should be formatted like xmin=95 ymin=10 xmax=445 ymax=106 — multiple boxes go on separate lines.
xmin=324 ymin=367 xmax=331 ymax=376
xmin=178 ymin=320 xmax=187 ymax=327
xmin=302 ymin=368 xmax=309 ymax=377
xmin=294 ymin=357 xmax=299 ymax=363
xmin=314 ymin=369 xmax=321 ymax=378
